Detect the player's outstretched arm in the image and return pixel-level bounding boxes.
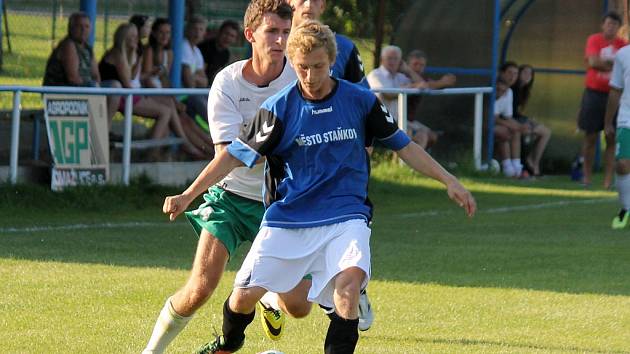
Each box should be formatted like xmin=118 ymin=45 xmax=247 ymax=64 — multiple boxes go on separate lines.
xmin=162 ymin=147 xmax=244 ymax=221
xmin=396 ymin=142 xmax=476 ymax=217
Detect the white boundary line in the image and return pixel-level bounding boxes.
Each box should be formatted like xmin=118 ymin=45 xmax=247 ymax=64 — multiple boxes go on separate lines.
xmin=396 ymin=198 xmax=615 ymax=218
xmin=0 ymin=221 xmax=184 ymax=234
xmin=0 ymin=198 xmax=615 ymax=233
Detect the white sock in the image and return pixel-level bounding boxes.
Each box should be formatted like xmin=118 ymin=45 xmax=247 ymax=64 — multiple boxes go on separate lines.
xmin=617 ymin=173 xmax=630 ymax=210
xmin=511 ymin=159 xmax=523 ymax=176
xmin=502 ymin=159 xmax=515 ymax=177
xmin=260 ymin=291 xmax=280 ymax=310
xmin=142 ymin=297 xmax=193 ymax=354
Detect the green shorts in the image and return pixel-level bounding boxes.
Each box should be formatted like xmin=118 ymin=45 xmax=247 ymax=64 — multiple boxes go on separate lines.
xmin=185 ymin=185 xmax=264 ymax=259
xmin=616 ymin=128 xmax=630 ymax=160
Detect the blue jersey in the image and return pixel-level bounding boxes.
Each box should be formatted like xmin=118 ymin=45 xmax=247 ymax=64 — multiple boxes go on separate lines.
xmin=227 ymin=79 xmax=410 ymax=228
xmin=332 ymin=34 xmax=369 ymax=87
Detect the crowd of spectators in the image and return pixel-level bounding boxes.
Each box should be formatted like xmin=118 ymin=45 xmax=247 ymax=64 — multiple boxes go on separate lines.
xmin=44 ymin=11 xmax=560 ymax=175
xmin=366 ymin=45 xmax=453 ymax=151
xmin=43 ymin=12 xmax=238 ymax=160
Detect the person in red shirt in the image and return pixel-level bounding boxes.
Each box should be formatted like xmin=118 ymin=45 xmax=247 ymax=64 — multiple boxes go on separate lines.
xmin=578 ymin=11 xmax=628 ymax=188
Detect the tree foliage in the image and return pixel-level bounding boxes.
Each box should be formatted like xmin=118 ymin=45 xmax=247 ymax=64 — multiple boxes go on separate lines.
xmin=321 ymin=0 xmax=412 ymax=40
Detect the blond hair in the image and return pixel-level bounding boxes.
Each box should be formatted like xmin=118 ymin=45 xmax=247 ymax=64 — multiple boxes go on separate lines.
xmin=244 ymin=0 xmax=293 ymax=32
xmin=113 ymin=23 xmax=137 ymax=68
xmin=287 ymin=20 xmax=336 ymax=63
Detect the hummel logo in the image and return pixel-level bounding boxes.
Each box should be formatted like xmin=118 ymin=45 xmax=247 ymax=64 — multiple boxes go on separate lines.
xmin=255 ymin=121 xmax=274 ymax=143
xmin=239 ymin=97 xmax=251 ymax=102
xmin=312 ymin=106 xmax=333 ymax=115
xmin=380 ymin=103 xmax=394 ymax=123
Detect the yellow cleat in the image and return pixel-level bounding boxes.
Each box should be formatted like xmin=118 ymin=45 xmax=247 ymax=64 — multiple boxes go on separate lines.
xmin=258 ymin=301 xmax=285 ymax=341
xmin=612 ymin=209 xmax=629 ymax=229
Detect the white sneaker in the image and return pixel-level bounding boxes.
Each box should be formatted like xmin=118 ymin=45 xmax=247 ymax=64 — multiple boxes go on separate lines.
xmin=358 ymin=289 xmax=374 ymax=331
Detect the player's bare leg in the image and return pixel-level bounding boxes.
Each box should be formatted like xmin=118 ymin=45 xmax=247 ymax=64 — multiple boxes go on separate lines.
xmin=325 ymin=267 xmax=365 ymax=353
xmin=142 ymin=230 xmax=228 ymax=354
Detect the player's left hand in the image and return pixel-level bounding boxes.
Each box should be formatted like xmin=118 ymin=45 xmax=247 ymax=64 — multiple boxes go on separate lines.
xmin=163 ymin=194 xmax=193 ymax=221
xmin=446 ymin=180 xmax=476 ymax=217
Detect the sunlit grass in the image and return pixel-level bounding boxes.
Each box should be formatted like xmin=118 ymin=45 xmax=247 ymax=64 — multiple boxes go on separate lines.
xmin=1 ymin=166 xmax=630 ymax=352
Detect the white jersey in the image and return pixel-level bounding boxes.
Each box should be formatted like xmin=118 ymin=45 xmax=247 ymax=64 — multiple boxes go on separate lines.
xmin=610 ymin=46 xmax=630 ymax=129
xmin=494 ymin=88 xmax=513 ymax=119
xmin=207 ymin=59 xmax=297 ymax=201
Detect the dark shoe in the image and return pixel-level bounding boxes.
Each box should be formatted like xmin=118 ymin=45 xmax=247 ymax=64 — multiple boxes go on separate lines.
xmin=195 ymin=335 xmax=243 ymax=354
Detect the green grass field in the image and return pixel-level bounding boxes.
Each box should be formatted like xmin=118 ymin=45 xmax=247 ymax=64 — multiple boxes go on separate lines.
xmin=1 ymin=164 xmax=630 ymax=353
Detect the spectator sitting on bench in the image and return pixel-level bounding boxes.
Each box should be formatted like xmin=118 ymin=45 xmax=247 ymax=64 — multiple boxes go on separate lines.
xmin=129 ymin=14 xmax=152 ymax=89
xmin=142 ymin=17 xmax=214 ymax=158
xmin=198 ymin=20 xmax=240 ymax=85
xmin=404 ymin=49 xmax=456 ymax=149
xmin=43 ymin=11 xmax=121 ymax=134
xmin=99 ymin=23 xmax=205 ymax=159
xmin=367 ymin=45 xmax=435 ymax=149
xmin=181 ymin=15 xmax=211 ymax=133
xmin=494 ymin=76 xmax=529 ymax=177
xmin=512 ymin=64 xmax=551 ymax=177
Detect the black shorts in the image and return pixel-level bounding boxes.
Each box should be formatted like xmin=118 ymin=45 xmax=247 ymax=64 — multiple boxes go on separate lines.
xmin=577 ymin=88 xmax=611 ymax=133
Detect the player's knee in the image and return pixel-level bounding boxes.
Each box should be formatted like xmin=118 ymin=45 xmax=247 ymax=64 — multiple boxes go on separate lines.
xmin=617 ymin=159 xmax=630 ymax=174
xmin=229 ymin=289 xmax=260 ymax=313
xmin=335 ymin=268 xmax=365 ymax=301
xmin=185 ymin=284 xmax=214 ymax=307
xmin=283 ymin=301 xmax=312 ymax=319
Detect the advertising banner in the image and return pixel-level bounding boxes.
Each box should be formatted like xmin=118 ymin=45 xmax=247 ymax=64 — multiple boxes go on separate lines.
xmin=43 ymin=94 xmax=109 ymax=191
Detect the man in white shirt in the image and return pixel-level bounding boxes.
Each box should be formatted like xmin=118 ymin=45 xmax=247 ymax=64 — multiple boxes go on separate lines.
xmin=367 ymin=45 xmax=434 ymax=153
xmin=182 ymin=15 xmax=209 ymax=88
xmin=141 ymin=2 xmax=295 ymax=353
xmin=494 ymin=77 xmax=528 ymax=177
xmin=367 ymin=45 xmax=422 ymax=120
xmin=182 ymin=15 xmax=211 ymax=128
xmin=605 ymin=45 xmax=630 ymax=229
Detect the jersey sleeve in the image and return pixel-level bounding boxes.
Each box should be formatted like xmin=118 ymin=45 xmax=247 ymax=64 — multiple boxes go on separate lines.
xmin=365 ymin=96 xmax=411 ymax=150
xmin=344 ymin=45 xmax=368 ymax=87
xmin=207 ymin=75 xmax=243 ymax=144
xmin=227 ymin=106 xmax=284 ymax=168
xmin=610 ymin=53 xmax=625 ymax=89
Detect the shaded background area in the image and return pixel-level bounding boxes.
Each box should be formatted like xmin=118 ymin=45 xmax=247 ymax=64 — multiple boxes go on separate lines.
xmin=1 ymin=0 xmax=628 ymax=173
xmin=393 ymin=0 xmax=621 ymax=172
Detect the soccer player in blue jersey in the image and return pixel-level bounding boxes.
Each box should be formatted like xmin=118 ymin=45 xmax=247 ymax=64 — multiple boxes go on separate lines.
xmin=163 ymin=20 xmax=476 ymax=354
xmin=277 ymin=0 xmax=378 ymax=331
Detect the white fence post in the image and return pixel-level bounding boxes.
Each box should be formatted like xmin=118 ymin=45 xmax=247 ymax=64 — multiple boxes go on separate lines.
xmin=397 ymin=92 xmax=408 ymax=132
xmin=122 ymin=94 xmax=134 ymax=186
xmin=9 ymin=90 xmax=22 ymax=184
xmin=474 ymin=92 xmax=483 ymax=170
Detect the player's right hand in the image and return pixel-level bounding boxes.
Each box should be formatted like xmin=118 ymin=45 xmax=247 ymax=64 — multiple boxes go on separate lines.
xmin=163 ymin=194 xmax=191 ymax=221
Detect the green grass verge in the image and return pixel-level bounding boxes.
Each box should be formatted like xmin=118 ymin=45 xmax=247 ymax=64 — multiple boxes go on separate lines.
xmin=1 ymin=164 xmax=629 ymax=353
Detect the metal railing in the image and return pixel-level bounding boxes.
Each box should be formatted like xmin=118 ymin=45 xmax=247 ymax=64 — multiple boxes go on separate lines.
xmin=0 ymin=86 xmax=209 ymax=185
xmin=2 ymin=85 xmax=492 ymax=186
xmin=371 ymin=86 xmax=493 ymax=170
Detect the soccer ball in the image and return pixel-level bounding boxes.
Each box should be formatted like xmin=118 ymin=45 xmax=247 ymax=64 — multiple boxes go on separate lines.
xmin=488 ymin=159 xmax=500 ymax=175
xmin=257 ymin=351 xmax=284 ymax=354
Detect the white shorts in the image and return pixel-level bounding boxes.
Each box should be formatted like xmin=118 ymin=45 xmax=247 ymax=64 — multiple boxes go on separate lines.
xmin=234 ymin=219 xmax=371 ymax=308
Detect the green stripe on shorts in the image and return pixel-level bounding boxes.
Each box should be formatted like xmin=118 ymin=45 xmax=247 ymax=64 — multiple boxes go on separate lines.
xmin=616 ymin=127 xmax=630 ymax=160
xmin=185 ymin=185 xmax=264 ymax=259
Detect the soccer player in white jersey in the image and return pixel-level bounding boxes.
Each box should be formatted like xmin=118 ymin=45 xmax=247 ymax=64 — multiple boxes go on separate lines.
xmin=606 ymin=44 xmax=630 ymax=229
xmin=141 ymin=1 xmax=295 ymax=353
xmin=163 ymin=20 xmax=476 ymax=354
